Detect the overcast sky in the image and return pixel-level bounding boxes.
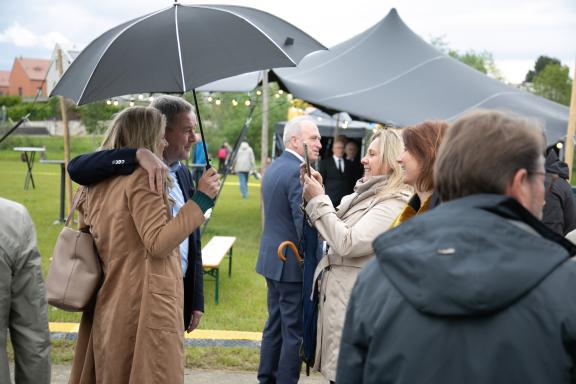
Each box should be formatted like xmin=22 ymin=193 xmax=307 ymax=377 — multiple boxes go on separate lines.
xmin=0 ymin=0 xmax=574 ymax=83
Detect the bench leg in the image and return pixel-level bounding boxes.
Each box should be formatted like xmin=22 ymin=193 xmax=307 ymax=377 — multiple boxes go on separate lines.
xmin=215 ymin=268 xmax=219 ymax=305
xmin=228 ymin=247 xmax=233 ymax=278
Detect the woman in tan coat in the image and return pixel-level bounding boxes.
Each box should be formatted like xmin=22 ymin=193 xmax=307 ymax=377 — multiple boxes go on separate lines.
xmin=301 ymin=128 xmax=411 ymax=383
xmin=69 ymin=107 xmax=212 ymax=384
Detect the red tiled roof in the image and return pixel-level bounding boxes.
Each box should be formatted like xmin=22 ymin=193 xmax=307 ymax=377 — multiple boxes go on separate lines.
xmin=15 ymin=58 xmax=50 ymax=81
xmin=0 ymin=71 xmax=9 ymax=87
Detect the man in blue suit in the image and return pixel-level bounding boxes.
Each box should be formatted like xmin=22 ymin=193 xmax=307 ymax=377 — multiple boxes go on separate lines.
xmin=257 ymin=116 xmax=322 ymax=384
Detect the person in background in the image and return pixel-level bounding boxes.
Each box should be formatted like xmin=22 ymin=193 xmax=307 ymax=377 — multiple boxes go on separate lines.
xmin=68 ymin=95 xmax=219 ymax=339
xmin=0 ymin=198 xmax=50 ymax=384
xmin=193 ymin=133 xmax=209 ymax=179
xmin=301 ymin=128 xmax=411 ymax=383
xmin=319 ymin=135 xmax=353 ymax=206
xmin=344 ymin=140 xmax=364 ymax=189
xmin=392 ymin=121 xmax=450 ymax=226
xmin=217 ymin=144 xmax=229 ymax=174
xmin=257 ymin=116 xmax=322 ymax=384
xmin=233 ymin=140 xmax=256 ymax=199
xmin=337 ymin=110 xmax=576 ymax=384
xmin=542 ymin=146 xmax=576 ymax=235
xmin=69 ymin=107 xmax=217 ymax=383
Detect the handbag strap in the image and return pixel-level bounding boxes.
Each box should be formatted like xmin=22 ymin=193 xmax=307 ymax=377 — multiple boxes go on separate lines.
xmin=65 ymin=186 xmax=86 ymax=227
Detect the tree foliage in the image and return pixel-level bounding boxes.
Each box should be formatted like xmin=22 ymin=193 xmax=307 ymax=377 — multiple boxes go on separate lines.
xmin=429 ymin=36 xmax=501 ymax=79
xmin=187 ymin=83 xmax=291 ymax=161
xmin=525 ymin=55 xmax=561 ymax=83
xmin=532 ymin=63 xmax=572 ymax=106
xmin=1 ymin=96 xmax=59 ymax=121
xmin=78 ymin=101 xmax=122 ymax=134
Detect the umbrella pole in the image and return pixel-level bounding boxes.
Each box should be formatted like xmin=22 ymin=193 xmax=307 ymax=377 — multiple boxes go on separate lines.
xmin=192 ymin=89 xmax=211 ymax=169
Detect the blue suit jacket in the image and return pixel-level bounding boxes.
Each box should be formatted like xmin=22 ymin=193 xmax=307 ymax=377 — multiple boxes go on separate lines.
xmin=256 ymin=151 xmax=304 ymax=283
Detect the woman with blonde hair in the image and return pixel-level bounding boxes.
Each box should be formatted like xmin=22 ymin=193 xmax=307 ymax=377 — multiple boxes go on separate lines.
xmin=69 ymin=107 xmax=213 ymax=383
xmin=301 ymin=128 xmax=412 ymax=383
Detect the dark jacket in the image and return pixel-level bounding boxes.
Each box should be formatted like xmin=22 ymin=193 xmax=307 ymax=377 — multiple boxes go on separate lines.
xmin=319 ymin=157 xmax=354 ymax=207
xmin=68 ymin=149 xmax=204 ymax=327
xmin=543 ymin=150 xmax=576 ymax=235
xmin=337 ymin=194 xmax=576 ymax=384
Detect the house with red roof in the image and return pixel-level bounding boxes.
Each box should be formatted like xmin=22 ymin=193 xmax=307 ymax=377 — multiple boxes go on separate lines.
xmin=8 ymin=57 xmax=50 ymax=97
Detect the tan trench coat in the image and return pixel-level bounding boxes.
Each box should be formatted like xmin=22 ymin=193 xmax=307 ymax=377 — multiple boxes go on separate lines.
xmin=69 ymin=167 xmax=205 ymax=384
xmin=305 ymin=175 xmax=410 ymax=381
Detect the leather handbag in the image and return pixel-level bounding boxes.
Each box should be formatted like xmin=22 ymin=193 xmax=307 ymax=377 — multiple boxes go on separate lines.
xmin=46 ymin=187 xmax=102 ymax=311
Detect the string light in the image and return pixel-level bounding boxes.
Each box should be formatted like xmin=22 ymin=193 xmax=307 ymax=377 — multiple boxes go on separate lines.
xmin=245 ymin=100 xmax=251 ymax=106
xmin=113 ymin=100 xmax=119 ymax=106
xmin=207 ymin=96 xmax=213 ymax=103
xmin=278 ymin=89 xmax=284 ymax=95
xmin=138 ymin=94 xmax=144 ymax=100
xmin=215 ymin=99 xmax=221 ymax=106
xmin=256 ymin=90 xmax=262 ymax=96
xmin=274 ymin=93 xmax=280 ymax=99
xmin=232 ymin=99 xmax=239 ymax=107
xmin=106 ymin=99 xmax=112 ymax=105
xmin=149 ymin=96 xmax=154 ymax=102
xmin=556 ymin=142 xmax=564 ymax=149
xmin=129 ymin=99 xmax=135 ymax=107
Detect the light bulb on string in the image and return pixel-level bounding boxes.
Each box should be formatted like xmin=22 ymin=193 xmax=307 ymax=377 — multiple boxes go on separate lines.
xmin=245 ymin=100 xmax=251 ymax=106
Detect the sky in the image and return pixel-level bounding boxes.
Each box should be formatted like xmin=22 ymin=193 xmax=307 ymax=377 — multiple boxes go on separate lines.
xmin=0 ymin=0 xmax=574 ymax=84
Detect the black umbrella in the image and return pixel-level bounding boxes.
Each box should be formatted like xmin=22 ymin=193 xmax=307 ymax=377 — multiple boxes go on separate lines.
xmin=50 ymin=2 xmax=326 ymax=164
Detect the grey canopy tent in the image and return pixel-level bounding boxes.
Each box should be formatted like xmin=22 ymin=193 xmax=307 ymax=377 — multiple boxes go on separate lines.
xmin=273 ymin=8 xmax=569 ymax=144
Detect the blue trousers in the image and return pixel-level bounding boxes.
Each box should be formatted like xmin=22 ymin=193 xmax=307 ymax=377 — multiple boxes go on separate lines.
xmin=238 ymin=172 xmax=249 ymax=198
xmin=257 ymin=278 xmax=303 ymax=384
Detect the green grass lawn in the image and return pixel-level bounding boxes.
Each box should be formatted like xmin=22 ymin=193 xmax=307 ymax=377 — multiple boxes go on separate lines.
xmin=1 ymin=135 xmax=268 ymax=368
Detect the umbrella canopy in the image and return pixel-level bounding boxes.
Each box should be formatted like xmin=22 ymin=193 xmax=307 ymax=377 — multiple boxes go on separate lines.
xmin=274 ymin=8 xmax=569 ymax=144
xmin=50 ymin=3 xmax=326 ymax=105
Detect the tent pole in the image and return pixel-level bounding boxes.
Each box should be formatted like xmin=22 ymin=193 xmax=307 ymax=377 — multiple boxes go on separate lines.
xmin=261 ymin=70 xmax=269 ymax=172
xmin=56 ymin=46 xmax=74 ymax=213
xmin=566 ymin=62 xmax=576 ymax=181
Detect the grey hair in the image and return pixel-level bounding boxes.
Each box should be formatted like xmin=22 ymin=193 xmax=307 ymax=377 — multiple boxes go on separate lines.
xmin=150 ymin=95 xmax=196 ymax=130
xmin=283 ymin=116 xmax=317 ymax=146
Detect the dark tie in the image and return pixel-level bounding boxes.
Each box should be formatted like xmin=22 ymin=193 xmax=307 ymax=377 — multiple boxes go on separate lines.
xmin=338 ymin=158 xmax=343 ymax=173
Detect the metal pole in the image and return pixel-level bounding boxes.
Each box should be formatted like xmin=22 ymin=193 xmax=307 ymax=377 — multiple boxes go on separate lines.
xmin=56 ymin=47 xmax=73 ymax=213
xmin=261 ymin=70 xmax=269 ymax=172
xmin=192 ymin=89 xmax=211 ymax=169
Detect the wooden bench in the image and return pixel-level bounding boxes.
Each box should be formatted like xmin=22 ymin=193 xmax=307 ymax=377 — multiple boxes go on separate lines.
xmin=202 ymin=236 xmax=236 ymax=304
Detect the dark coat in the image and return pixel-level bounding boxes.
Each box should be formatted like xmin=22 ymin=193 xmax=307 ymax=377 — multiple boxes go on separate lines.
xmin=68 ymin=149 xmax=204 ymax=328
xmin=337 ymin=194 xmax=576 ymax=384
xmin=318 ymin=157 xmax=354 ymax=207
xmin=543 ymin=150 xmax=576 ymax=235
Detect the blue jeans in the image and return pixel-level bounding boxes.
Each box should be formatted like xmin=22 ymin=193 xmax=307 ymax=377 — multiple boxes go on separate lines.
xmin=238 ymin=172 xmax=249 ymax=198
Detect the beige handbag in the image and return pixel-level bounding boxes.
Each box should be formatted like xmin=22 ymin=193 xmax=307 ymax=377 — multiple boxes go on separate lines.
xmin=46 ymin=187 xmax=102 ymax=311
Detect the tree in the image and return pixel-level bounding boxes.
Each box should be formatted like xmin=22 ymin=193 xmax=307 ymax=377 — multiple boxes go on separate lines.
xmin=532 ymin=63 xmax=572 ymax=106
xmin=189 ymin=83 xmax=291 ymax=161
xmin=525 ymin=55 xmax=561 ymax=83
xmin=78 ymin=101 xmax=122 ymax=134
xmin=429 ymin=36 xmax=501 ymax=79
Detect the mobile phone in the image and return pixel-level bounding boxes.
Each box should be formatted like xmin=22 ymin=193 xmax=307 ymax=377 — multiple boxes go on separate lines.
xmin=303 ymin=143 xmax=311 ymax=177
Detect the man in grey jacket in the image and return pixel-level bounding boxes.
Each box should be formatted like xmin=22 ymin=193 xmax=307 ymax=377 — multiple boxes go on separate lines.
xmin=0 ymin=198 xmax=51 ymax=384
xmin=337 ymin=110 xmax=576 ymax=384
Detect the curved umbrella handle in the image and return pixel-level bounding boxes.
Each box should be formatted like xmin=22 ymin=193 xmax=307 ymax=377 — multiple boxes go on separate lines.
xmin=277 ymin=241 xmax=303 ymax=264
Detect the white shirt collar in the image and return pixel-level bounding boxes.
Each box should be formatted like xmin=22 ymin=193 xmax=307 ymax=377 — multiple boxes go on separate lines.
xmin=285 ymin=148 xmax=304 ymax=162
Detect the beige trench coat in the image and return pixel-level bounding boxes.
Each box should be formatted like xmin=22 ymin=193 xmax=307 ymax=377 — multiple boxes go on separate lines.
xmin=69 ymin=167 xmax=205 ymax=384
xmin=305 ymin=175 xmax=410 ymax=381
